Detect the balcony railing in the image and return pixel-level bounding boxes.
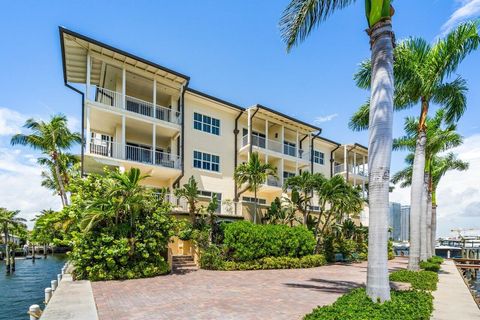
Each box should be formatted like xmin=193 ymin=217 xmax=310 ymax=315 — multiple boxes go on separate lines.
xmin=93 ymin=86 xmax=181 ymax=125
xmin=266 ymin=176 xmax=282 ymax=188
xmin=241 ymin=134 xmax=307 ymax=160
xmin=89 ymin=138 xmax=181 ymax=170
xmin=334 ymin=164 xmax=368 ymax=177
xmin=154 ymin=193 xmax=241 ymax=216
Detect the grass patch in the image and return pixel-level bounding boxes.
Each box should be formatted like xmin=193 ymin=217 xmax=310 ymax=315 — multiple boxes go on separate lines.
xmin=389 ymin=270 xmax=439 ymax=291
xmin=304 ymin=288 xmax=433 ymax=320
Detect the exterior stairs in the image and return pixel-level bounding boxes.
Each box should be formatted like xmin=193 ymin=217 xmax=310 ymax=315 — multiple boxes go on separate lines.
xmin=172 ymin=255 xmax=198 ymax=274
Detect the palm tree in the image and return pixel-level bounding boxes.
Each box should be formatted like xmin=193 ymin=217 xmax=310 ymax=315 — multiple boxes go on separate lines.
xmin=11 ymin=115 xmax=81 ymax=206
xmin=39 ymin=153 xmax=78 ymax=204
xmin=394 ymin=110 xmax=463 ymax=260
xmin=0 ymin=208 xmax=26 ymax=273
xmin=351 ymin=22 xmax=479 ymax=270
xmin=284 ymin=171 xmax=322 ymax=225
xmin=280 ymin=0 xmax=395 ymax=301
xmin=234 ymin=152 xmax=277 ymax=224
xmin=174 ymin=176 xmax=201 ymax=222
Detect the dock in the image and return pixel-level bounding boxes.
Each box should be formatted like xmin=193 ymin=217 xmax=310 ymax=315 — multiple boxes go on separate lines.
xmin=432 ymin=260 xmax=480 ymax=320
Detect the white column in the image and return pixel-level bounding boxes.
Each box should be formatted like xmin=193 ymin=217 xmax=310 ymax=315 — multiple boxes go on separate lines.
xmin=295 ymin=130 xmax=299 ymax=172
xmin=280 ymin=158 xmax=284 ymax=186
xmin=152 ymin=124 xmax=156 ymax=164
xmin=86 ymin=53 xmax=91 ymax=100
xmin=362 ymin=155 xmax=366 ymax=198
xmin=86 ymin=106 xmax=91 ymax=154
xmin=121 ymin=115 xmax=126 ymax=159
xmin=153 ymin=79 xmax=157 ymax=119
xmin=281 ymin=126 xmax=285 ymax=155
xmin=265 ymin=119 xmax=269 ymax=150
xmin=122 ymin=68 xmax=126 ymax=109
xmin=343 ymin=145 xmax=347 ymax=173
xmin=247 ymin=108 xmax=252 ymax=160
xmin=353 ymin=151 xmax=357 ymax=186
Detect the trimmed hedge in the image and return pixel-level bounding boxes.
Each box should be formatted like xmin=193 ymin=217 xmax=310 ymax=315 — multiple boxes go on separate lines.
xmin=223 ymin=221 xmax=315 ymax=261
xmin=420 ymin=261 xmax=441 ymax=272
xmin=304 ymin=288 xmax=434 ymax=320
xmin=199 ymin=246 xmax=326 ymax=271
xmin=428 ymin=256 xmax=444 ymax=264
xmin=389 ymin=270 xmax=439 ymax=291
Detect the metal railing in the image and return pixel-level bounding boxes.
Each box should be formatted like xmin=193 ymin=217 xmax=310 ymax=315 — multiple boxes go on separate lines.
xmin=266 ymin=176 xmax=282 ymax=188
xmin=93 ymin=86 xmax=181 ymax=125
xmin=283 ymin=144 xmax=297 ymax=157
xmin=334 ymin=164 xmax=368 ymax=177
xmin=89 ymin=138 xmax=181 ymax=169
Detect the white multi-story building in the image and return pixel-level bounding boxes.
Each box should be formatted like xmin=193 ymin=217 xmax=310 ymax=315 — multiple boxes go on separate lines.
xmin=59 ymin=27 xmax=369 ymax=222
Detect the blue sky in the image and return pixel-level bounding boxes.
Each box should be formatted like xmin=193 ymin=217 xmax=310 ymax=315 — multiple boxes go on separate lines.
xmin=1 ymin=0 xmax=479 ymax=236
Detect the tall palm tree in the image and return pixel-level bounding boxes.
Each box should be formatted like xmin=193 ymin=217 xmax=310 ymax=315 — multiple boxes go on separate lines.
xmin=394 ymin=110 xmax=463 ymax=260
xmin=0 ymin=208 xmax=26 ymax=273
xmin=234 ymin=152 xmax=277 ymax=224
xmin=351 ymin=21 xmax=479 ymax=270
xmin=11 ymin=114 xmax=81 ymax=206
xmin=174 ymin=176 xmax=201 ymax=222
xmin=280 ymin=0 xmax=395 ymax=301
xmin=284 ymin=171 xmax=322 ymax=225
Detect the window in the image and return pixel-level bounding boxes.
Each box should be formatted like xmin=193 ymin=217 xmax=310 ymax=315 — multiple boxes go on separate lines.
xmin=242 ymin=196 xmax=267 ymax=205
xmin=194 ymin=112 xmax=220 ymax=135
xmin=283 ymin=171 xmax=296 ymax=179
xmin=284 ymin=141 xmax=296 ymax=156
xmin=193 ymin=150 xmax=220 ymax=172
xmin=313 ymin=150 xmax=325 ymax=165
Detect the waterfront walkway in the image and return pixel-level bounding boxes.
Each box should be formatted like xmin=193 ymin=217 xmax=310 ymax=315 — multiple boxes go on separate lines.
xmin=432 ymin=260 xmax=479 ymax=320
xmin=41 ymin=274 xmax=98 ymax=320
xmin=92 ymin=259 xmax=407 ymax=320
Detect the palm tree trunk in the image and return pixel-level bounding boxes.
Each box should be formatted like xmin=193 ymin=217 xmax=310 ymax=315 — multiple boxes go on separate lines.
xmin=53 ymin=155 xmax=69 ymax=206
xmin=420 ymin=173 xmax=429 ymax=261
xmin=366 ymin=19 xmax=395 ymax=303
xmin=253 ymin=189 xmax=258 ymax=224
xmin=426 ymin=192 xmax=433 ymax=259
xmin=431 ymin=203 xmax=437 ymax=256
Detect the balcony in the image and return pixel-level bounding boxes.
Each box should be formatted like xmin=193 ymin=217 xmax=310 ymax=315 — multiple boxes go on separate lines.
xmin=241 ymin=134 xmax=308 ymax=161
xmin=155 ymin=194 xmax=242 ymax=216
xmin=91 ymin=86 xmax=181 ymax=125
xmin=334 ymin=164 xmax=368 ymax=178
xmin=89 ymin=138 xmax=181 ymax=170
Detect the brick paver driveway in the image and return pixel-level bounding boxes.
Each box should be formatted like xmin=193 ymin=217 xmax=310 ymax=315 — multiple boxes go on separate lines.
xmin=92 ymin=258 xmax=407 ymax=320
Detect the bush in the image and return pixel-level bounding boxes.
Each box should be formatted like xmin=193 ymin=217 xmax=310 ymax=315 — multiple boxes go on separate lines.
xmin=419 ymin=261 xmax=441 ymax=272
xmin=223 ymin=221 xmax=315 ymax=262
xmin=428 ymin=256 xmax=444 ymax=265
xmin=389 ymin=270 xmax=439 ymax=291
xmin=304 ymin=288 xmax=433 ymax=320
xmin=199 ymin=245 xmax=225 ymax=270
xmin=388 ymin=240 xmax=395 ymax=260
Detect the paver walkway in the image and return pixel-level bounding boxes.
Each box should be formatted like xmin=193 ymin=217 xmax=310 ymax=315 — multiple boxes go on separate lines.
xmin=41 ymin=274 xmax=99 ymax=320
xmin=432 ymin=260 xmax=480 ymax=320
xmin=92 ymin=258 xmax=407 ymax=320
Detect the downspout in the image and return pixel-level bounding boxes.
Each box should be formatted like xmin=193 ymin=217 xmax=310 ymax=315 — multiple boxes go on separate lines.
xmin=248 ymin=106 xmax=260 ymax=155
xmin=299 ymin=134 xmax=308 ymax=165
xmin=330 ymin=145 xmax=341 ymax=178
xmin=233 ymin=110 xmax=244 ymax=202
xmin=310 ymin=131 xmax=322 ymax=173
xmin=173 ymin=81 xmax=189 ymax=188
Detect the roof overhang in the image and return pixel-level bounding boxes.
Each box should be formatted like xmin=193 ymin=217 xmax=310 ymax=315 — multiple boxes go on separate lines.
xmin=59 ymin=27 xmax=189 ymax=87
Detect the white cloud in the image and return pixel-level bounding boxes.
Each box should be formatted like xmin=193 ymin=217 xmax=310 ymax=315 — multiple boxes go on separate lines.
xmin=390 ymin=134 xmax=480 ymax=237
xmin=441 ymin=0 xmax=480 ymax=34
xmin=0 ymin=107 xmax=25 ymax=136
xmin=314 ymin=113 xmax=338 ymax=123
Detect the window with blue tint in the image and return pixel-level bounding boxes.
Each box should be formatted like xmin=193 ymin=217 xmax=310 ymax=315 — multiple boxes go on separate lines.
xmin=193 ymin=150 xmax=220 ymax=172
xmin=313 ymin=150 xmax=325 ymax=165
xmin=194 ymin=113 xmax=202 ymax=130
xmin=193 ymin=112 xmax=220 ymax=135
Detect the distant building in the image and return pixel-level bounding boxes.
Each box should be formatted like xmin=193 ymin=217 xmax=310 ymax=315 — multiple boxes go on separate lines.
xmin=400 ymin=205 xmax=410 ymax=241
xmin=389 ymin=202 xmax=402 ymax=241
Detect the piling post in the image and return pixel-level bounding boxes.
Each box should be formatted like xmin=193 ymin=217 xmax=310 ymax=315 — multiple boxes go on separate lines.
xmin=28 ymin=304 xmax=41 ymax=320
xmin=51 ymin=280 xmax=58 ymax=292
xmin=57 ymin=273 xmax=62 ymax=283
xmin=44 ymin=288 xmax=52 ymax=304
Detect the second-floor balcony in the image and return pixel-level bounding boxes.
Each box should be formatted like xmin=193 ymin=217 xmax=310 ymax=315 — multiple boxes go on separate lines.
xmin=154 ymin=193 xmax=242 ymax=216
xmin=89 ymin=138 xmax=181 ymax=170
xmin=241 ymin=134 xmax=309 ymax=161
xmin=334 ymin=164 xmax=368 ymax=178
xmin=91 ymin=86 xmax=182 ymax=125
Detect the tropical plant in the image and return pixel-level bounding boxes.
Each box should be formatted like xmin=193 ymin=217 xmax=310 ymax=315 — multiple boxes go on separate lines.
xmin=280 ymin=0 xmax=396 ymax=301
xmin=284 ymin=171 xmax=322 ymax=225
xmin=392 ymin=110 xmax=465 ymax=260
xmin=0 ymin=208 xmax=26 ymax=273
xmin=350 ymin=21 xmax=480 ymax=270
xmin=234 ymin=152 xmax=277 ymax=224
xmin=11 ymin=114 xmax=81 ymax=206
xmin=39 ymin=153 xmax=78 ymax=200
xmin=174 ymin=176 xmax=200 ymax=222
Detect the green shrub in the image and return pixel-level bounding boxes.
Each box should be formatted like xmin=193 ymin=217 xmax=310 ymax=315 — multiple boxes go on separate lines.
xmin=304 ymin=288 xmax=433 ymax=320
xmin=199 ymin=245 xmax=225 ymax=270
xmin=389 ymin=270 xmax=439 ymax=291
xmin=220 ymin=254 xmax=326 ymax=271
xmin=428 ymin=256 xmax=444 ymax=265
xmin=388 ymin=240 xmax=395 ymax=260
xmin=420 ymin=261 xmax=441 ymax=272
xmin=223 ymin=221 xmax=315 ymax=261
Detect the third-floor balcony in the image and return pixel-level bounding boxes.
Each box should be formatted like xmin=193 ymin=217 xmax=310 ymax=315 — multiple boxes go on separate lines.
xmin=334 ymin=164 xmax=368 ymax=178
xmin=90 ymin=86 xmax=182 ymax=126
xmin=241 ymin=134 xmax=309 ymax=162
